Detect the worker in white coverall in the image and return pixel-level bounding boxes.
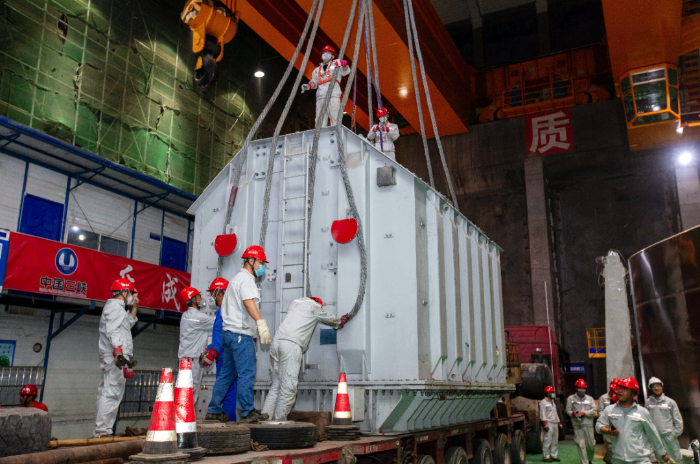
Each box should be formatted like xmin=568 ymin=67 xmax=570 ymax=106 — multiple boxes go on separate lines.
xmin=647 ymin=377 xmax=683 ymax=463
xmin=366 ymin=107 xmax=400 ymax=161
xmin=262 ymin=297 xmax=348 ymax=420
xmin=598 ymin=378 xmax=621 ymax=464
xmin=178 ymin=286 xmax=216 ymax=405
xmin=566 ymin=379 xmax=598 ymax=464
xmin=540 ymin=385 xmax=561 ymax=462
xmin=301 ymin=45 xmax=350 ymax=128
xmin=597 ymin=377 xmax=671 ymax=464
xmin=93 ymin=278 xmax=139 ymax=438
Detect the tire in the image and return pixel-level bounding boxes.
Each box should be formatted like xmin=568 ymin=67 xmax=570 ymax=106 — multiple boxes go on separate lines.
xmin=417 ymin=455 xmax=435 ymax=464
xmin=445 ymin=446 xmax=468 ymax=464
xmin=472 ymin=439 xmax=493 ymax=464
xmin=0 ymin=407 xmax=52 ymax=457
xmin=520 ymin=363 xmax=555 ymax=399
xmin=493 ymin=434 xmax=510 ymax=464
xmin=525 ymin=425 xmax=543 ymax=455
xmin=510 ymin=430 xmax=526 ymax=464
xmin=247 ymin=422 xmax=317 ymax=450
xmin=196 ymin=422 xmax=250 ymax=455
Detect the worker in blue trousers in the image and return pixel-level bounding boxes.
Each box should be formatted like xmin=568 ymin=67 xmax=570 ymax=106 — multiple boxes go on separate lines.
xmin=200 ymin=277 xmax=238 ymax=420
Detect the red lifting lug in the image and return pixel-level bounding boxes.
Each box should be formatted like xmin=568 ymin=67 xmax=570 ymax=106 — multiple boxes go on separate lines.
xmin=331 ymin=218 xmax=358 ymax=244
xmin=215 ymin=233 xmax=237 ymax=256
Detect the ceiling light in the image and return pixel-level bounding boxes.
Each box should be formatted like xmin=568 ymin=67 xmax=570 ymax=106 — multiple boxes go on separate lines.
xmin=78 ymin=234 xmax=85 ymax=241
xmin=399 ymin=88 xmax=408 ymax=97
xmin=679 ymin=152 xmax=692 ymax=165
xmin=71 ymin=226 xmax=80 ymax=231
xmin=677 ymin=122 xmax=684 ymax=135
xmin=254 ymin=70 xmax=264 ymax=78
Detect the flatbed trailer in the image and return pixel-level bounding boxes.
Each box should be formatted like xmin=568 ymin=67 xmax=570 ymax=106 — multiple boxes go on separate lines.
xmin=202 ymin=414 xmax=527 ymax=464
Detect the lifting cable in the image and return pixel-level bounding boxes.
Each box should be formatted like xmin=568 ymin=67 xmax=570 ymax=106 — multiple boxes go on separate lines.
xmin=216 ymin=0 xmax=322 ymax=277
xmin=403 ymin=0 xmax=457 ymax=208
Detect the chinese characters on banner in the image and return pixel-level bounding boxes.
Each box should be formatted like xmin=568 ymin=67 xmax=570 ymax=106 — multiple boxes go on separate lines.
xmin=525 ymin=108 xmax=574 ymax=156
xmin=3 ymin=232 xmax=190 ymax=313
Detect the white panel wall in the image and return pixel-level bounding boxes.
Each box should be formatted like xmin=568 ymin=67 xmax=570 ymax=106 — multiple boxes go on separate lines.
xmin=66 ymin=183 xmax=133 ymax=243
xmin=133 ymin=207 xmax=164 ymax=265
xmin=25 ymin=164 xmax=67 ymax=204
xmin=0 ymin=156 xmax=26 ymax=231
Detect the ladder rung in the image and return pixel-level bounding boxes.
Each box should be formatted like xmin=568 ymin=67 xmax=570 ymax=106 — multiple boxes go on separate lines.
xmin=283 ymin=262 xmax=303 ymax=266
xmin=283 ymin=240 xmax=305 ymax=245
xmin=284 ymin=174 xmax=306 ymax=179
xmin=283 ymin=218 xmax=305 ymax=223
xmin=284 ymin=195 xmax=306 ymax=200
xmin=283 ymin=286 xmax=304 ymax=290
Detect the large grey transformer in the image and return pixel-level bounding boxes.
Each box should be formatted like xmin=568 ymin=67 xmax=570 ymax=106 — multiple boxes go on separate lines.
xmin=188 ymin=127 xmax=512 ymax=434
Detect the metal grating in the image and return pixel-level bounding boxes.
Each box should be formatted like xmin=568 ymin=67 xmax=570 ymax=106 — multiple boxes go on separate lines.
xmin=118 ymin=370 xmax=161 ymax=418
xmin=0 ymin=366 xmax=44 ymax=407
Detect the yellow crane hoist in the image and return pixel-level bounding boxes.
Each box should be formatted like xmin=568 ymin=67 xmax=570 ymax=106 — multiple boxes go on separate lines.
xmin=181 ymin=0 xmax=240 ymax=90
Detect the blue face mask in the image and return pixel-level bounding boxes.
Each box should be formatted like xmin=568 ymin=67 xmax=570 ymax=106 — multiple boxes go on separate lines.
xmin=255 ymin=264 xmax=266 ymax=277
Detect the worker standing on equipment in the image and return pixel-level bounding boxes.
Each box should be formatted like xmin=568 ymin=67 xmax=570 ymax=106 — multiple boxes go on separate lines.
xmin=262 ymin=297 xmax=348 ymax=420
xmin=200 ymin=277 xmax=238 ymax=420
xmin=301 ymin=45 xmax=350 ymax=128
xmin=598 ymin=378 xmax=621 ymax=464
xmin=540 ymin=386 xmax=561 ymax=462
xmin=597 ymin=377 xmax=671 ymax=464
xmin=19 ymin=385 xmax=48 ymax=411
xmin=567 ymin=379 xmax=597 ymax=464
xmin=206 ymin=245 xmax=272 ymax=423
xmin=647 ymin=377 xmax=683 ymax=463
xmin=93 ymin=278 xmax=138 ymax=438
xmin=179 ymin=286 xmax=216 ymax=404
xmin=366 ymin=107 xmax=400 ymax=160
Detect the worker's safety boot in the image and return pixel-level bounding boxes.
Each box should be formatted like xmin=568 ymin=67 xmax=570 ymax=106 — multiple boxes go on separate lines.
xmin=240 ymin=410 xmax=269 ymax=423
xmin=205 ymin=412 xmax=230 ymax=422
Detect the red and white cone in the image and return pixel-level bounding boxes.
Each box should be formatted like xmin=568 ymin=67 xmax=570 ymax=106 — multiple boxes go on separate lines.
xmin=332 ymin=373 xmax=352 ymax=426
xmin=130 ymin=368 xmax=189 ymax=463
xmin=175 ymin=358 xmax=207 ymax=460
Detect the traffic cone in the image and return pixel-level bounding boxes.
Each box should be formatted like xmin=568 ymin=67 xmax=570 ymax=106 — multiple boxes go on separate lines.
xmin=175 ymin=358 xmax=207 ymax=460
xmin=332 ymin=373 xmax=352 ymax=426
xmin=129 ymin=368 xmax=189 ymax=464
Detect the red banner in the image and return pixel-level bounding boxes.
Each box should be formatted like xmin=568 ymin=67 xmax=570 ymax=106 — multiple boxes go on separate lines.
xmin=525 ymin=108 xmax=574 ymax=156
xmin=3 ymin=233 xmax=190 ymax=313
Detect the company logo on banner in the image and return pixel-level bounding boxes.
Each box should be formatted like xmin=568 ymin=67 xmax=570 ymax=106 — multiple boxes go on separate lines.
xmin=525 ymin=108 xmax=574 ymax=156
xmin=3 ymin=233 xmax=190 ymax=313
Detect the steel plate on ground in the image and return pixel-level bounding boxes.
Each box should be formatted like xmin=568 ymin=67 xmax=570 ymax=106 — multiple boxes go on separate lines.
xmin=247 ymin=421 xmax=317 ymax=450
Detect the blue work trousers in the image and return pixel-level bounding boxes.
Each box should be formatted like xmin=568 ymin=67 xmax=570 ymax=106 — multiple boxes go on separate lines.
xmin=207 ymin=331 xmax=256 ymax=417
xmin=216 ymin=357 xmax=238 ymax=420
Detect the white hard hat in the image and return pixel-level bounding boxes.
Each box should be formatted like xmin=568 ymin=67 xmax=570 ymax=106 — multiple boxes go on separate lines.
xmin=648 ymin=377 xmax=663 ymax=387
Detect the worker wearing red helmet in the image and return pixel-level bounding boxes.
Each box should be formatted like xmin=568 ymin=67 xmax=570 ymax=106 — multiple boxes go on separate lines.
xmin=366 ymin=107 xmax=400 ymax=161
xmin=19 ymin=384 xmax=48 ymax=412
xmin=178 ymin=286 xmax=216 ymax=404
xmin=262 ymin=297 xmax=347 ymax=421
xmin=598 ymin=378 xmax=622 ymax=464
xmin=566 ymin=379 xmax=597 ymax=464
xmin=540 ymin=386 xmax=561 ymax=462
xmin=93 ymin=278 xmax=139 ymax=438
xmin=301 ymin=45 xmax=350 ymax=128
xmin=597 ymin=377 xmax=670 ymax=464
xmin=206 ymin=245 xmax=272 ymax=423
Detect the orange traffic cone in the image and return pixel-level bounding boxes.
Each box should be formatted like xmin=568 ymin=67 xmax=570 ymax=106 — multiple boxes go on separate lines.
xmin=129 ymin=368 xmax=189 ymax=463
xmin=332 ymin=373 xmax=352 ymax=426
xmin=175 ymin=358 xmax=207 ymax=460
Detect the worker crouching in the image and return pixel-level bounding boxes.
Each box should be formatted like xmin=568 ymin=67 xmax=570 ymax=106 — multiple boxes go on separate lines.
xmin=262 ymin=297 xmax=348 ymax=420
xmin=566 ymin=379 xmax=597 ymax=464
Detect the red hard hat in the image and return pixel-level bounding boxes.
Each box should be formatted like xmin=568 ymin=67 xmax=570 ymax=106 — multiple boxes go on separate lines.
xmin=208 ymin=277 xmax=229 ymax=292
xmin=610 ymin=378 xmax=621 ymax=393
xmin=575 ymin=379 xmax=587 ymax=389
xmin=377 ymin=107 xmax=389 ymax=118
xmin=242 ymin=245 xmax=268 ymax=263
xmin=544 ymin=386 xmax=555 ymax=394
xmin=321 ymin=45 xmax=335 ymax=56
xmin=111 ymin=278 xmax=135 ymax=293
xmin=619 ymin=376 xmax=640 ymax=393
xmin=309 ymin=296 xmax=323 ymax=306
xmin=180 ymin=286 xmax=201 ymax=304
xmin=20 ymin=384 xmax=38 ymax=396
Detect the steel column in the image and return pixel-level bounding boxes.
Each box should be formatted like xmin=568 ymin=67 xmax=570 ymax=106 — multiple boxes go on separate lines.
xmin=16 ymin=162 xmax=29 ymax=231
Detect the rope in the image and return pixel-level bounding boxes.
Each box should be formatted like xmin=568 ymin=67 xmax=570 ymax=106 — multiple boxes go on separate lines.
xmin=259 ymin=0 xmax=325 ymax=248
xmin=404 ymin=0 xmax=458 ymax=209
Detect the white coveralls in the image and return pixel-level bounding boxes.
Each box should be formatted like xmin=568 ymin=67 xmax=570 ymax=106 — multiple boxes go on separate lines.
xmin=178 ymin=306 xmax=216 ymax=405
xmin=94 ymin=299 xmax=137 ymax=437
xmin=262 ymin=298 xmax=340 ymax=420
xmin=366 ymin=123 xmax=400 ymax=161
xmin=309 ymin=60 xmax=350 ymax=128
xmin=566 ymin=393 xmax=598 ymax=464
xmin=646 ymin=394 xmax=683 ymax=462
xmin=596 ymin=403 xmax=667 ymax=464
xmin=539 ymin=397 xmax=560 ymax=459
xmin=598 ymin=393 xmax=614 ymax=464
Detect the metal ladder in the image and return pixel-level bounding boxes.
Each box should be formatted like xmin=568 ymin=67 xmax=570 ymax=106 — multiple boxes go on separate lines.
xmin=277 ymin=133 xmax=310 ymax=319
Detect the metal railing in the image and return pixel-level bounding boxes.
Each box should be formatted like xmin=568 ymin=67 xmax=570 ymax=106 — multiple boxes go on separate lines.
xmin=502 ymin=78 xmax=574 ymax=112
xmin=506 ymin=342 xmax=521 ymax=368
xmin=586 ymin=328 xmax=606 ymax=359
xmin=0 ymin=366 xmax=44 ymax=406
xmin=118 ymin=370 xmax=161 ymax=418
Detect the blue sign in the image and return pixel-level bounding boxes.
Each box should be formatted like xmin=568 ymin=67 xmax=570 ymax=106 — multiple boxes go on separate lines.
xmin=0 ymin=340 xmax=16 ymax=366
xmin=0 ymin=230 xmax=9 ymax=293
xmin=568 ymin=363 xmax=586 ymax=373
xmin=55 ymin=248 xmax=79 ymax=275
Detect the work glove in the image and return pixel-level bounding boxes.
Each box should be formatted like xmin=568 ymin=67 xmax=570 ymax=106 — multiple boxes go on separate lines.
xmin=382 ymin=126 xmax=390 ymax=132
xmin=200 ymin=348 xmax=220 ymax=368
xmin=301 ymin=83 xmax=310 ymax=93
xmin=372 ymin=126 xmax=379 ymax=132
xmin=339 ymin=60 xmax=348 ymax=67
xmin=123 ymin=366 xmax=134 ymax=379
xmin=338 ymin=314 xmax=349 ymax=329
xmin=113 ymin=347 xmax=127 ymax=368
xmin=256 ymin=319 xmax=271 ymax=344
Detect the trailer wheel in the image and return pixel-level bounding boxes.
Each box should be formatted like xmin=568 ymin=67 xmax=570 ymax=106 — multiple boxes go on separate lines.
xmin=525 ymin=425 xmax=543 ymax=455
xmin=417 ymin=454 xmax=435 ymax=464
xmin=247 ymin=422 xmax=317 ymax=450
xmin=445 ymin=446 xmax=468 ymax=464
xmin=510 ymin=430 xmax=526 ymax=464
xmin=493 ymin=433 xmax=510 ymax=464
xmin=472 ymin=439 xmax=493 ymax=464
xmin=0 ymin=408 xmax=52 ymax=457
xmin=196 ymin=421 xmax=250 ymax=455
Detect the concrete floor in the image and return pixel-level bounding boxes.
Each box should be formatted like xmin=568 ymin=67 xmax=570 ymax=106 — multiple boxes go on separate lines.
xmin=525 ymin=438 xmax=606 ymax=464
